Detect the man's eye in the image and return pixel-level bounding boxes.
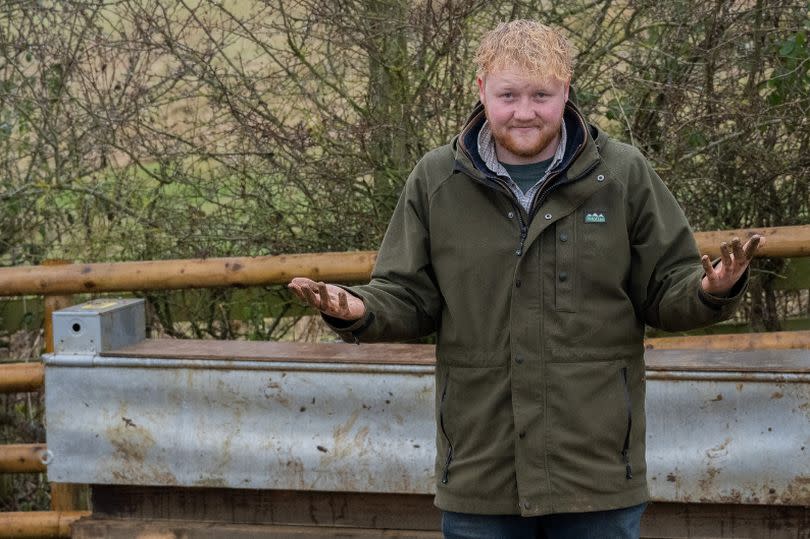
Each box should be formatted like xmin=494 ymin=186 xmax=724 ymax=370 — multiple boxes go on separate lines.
xmin=500 ymin=93 xmax=513 ymax=99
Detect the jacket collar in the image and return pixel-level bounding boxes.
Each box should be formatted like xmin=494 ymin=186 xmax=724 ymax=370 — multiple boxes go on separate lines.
xmin=454 ymin=100 xmax=601 ymax=185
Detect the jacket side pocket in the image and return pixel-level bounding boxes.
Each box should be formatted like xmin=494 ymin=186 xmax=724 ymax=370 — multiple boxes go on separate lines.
xmin=620 ymin=366 xmax=633 ymax=480
xmin=439 ymin=370 xmax=454 ymax=484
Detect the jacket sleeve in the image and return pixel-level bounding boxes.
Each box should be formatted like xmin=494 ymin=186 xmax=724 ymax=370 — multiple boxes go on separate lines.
xmin=322 ymin=159 xmax=442 ymax=343
xmin=626 ymin=153 xmax=748 ymax=332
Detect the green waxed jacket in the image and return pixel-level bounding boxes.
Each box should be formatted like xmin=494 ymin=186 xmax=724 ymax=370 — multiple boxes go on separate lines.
xmin=327 ymin=102 xmax=746 ymax=516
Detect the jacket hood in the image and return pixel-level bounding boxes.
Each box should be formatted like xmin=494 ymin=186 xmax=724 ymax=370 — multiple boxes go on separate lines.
xmin=453 ymin=100 xmax=603 ymax=185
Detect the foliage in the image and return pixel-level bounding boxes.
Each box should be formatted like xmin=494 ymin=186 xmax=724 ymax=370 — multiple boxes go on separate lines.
xmin=0 ymin=0 xmax=807 ymax=330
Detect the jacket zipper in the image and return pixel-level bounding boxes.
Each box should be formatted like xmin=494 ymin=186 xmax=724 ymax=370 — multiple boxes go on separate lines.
xmin=516 ymin=212 xmax=528 ymax=256
xmin=620 ymin=367 xmax=633 ymax=480
xmin=457 ymin=112 xmax=600 ymax=256
xmin=439 ymin=371 xmax=454 ymax=484
xmin=507 ymin=159 xmax=599 ymax=257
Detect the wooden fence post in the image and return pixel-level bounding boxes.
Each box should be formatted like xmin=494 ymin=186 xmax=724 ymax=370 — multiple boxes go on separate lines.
xmin=41 ymin=260 xmax=89 ymax=512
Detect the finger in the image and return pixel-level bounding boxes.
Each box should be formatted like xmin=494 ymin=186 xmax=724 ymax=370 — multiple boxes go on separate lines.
xmin=742 ymin=235 xmax=762 ymax=260
xmin=318 ymin=281 xmax=332 ymax=312
xmin=287 ymin=279 xmax=310 ymax=300
xmin=731 ymin=237 xmax=744 ymax=263
xmin=287 ymin=283 xmax=306 ymax=302
xmin=719 ymin=242 xmax=732 ymax=268
xmin=290 ymin=277 xmax=316 ymax=289
xmin=303 ymin=285 xmax=321 ymax=309
xmin=701 ymin=255 xmax=715 ymax=279
xmin=338 ymin=291 xmax=348 ymax=313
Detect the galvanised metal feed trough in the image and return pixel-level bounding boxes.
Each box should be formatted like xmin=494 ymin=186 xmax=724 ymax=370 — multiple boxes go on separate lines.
xmin=43 ymin=300 xmax=809 ymax=507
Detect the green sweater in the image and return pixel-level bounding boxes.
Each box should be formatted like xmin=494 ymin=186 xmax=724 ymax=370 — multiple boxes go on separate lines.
xmin=501 ymin=158 xmax=554 ymax=194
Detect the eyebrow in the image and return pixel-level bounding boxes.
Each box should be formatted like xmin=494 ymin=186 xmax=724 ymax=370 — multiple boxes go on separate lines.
xmin=494 ymin=82 xmax=554 ymax=92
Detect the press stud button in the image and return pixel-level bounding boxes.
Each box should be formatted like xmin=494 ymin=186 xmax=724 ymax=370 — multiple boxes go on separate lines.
xmin=597 ymin=174 xmax=605 ymax=182
xmin=544 ymin=213 xmax=552 ymax=220
xmin=559 ymin=272 xmax=568 ymax=282
xmin=559 ymin=232 xmax=568 ymax=242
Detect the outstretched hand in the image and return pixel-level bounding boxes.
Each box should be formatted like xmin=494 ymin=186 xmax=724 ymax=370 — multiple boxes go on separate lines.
xmin=701 ymin=235 xmax=764 ymax=296
xmin=287 ymin=277 xmax=366 ymax=321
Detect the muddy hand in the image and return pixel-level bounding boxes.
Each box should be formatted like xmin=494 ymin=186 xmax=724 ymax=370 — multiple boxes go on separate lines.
xmin=287 ymin=277 xmax=366 ymax=321
xmin=701 ymin=234 xmax=764 ymax=296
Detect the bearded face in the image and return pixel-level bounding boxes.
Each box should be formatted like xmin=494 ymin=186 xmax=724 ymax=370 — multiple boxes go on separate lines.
xmin=477 ymin=68 xmax=569 ymax=165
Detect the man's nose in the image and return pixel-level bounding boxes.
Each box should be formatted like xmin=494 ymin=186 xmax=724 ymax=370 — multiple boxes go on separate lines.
xmin=512 ymin=99 xmax=535 ymax=120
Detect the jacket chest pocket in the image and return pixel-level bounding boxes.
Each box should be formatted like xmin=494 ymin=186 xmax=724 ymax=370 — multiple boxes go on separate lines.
xmin=555 ymin=213 xmax=577 ymax=312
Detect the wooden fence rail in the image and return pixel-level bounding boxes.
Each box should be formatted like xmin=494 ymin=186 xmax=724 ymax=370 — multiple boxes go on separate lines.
xmin=0 ymin=444 xmax=47 ymax=473
xmin=0 ymin=226 xmax=807 ymax=298
xmin=0 ymin=511 xmax=89 ymax=538
xmin=0 ymin=363 xmax=44 ymax=393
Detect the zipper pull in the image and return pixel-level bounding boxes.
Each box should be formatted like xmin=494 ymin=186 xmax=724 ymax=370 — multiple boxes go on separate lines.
xmin=515 ymin=224 xmax=528 ymax=256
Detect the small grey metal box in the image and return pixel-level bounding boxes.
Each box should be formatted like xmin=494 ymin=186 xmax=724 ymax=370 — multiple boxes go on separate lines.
xmin=53 ymin=298 xmax=145 ymax=354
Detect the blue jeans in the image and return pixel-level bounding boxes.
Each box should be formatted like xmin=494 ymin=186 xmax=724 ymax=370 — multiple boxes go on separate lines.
xmin=442 ymin=503 xmax=647 ymax=539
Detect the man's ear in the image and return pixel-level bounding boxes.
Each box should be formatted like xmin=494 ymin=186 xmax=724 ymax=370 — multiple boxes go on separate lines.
xmin=563 ymin=79 xmax=570 ymax=103
xmin=477 ymin=76 xmax=486 ymax=103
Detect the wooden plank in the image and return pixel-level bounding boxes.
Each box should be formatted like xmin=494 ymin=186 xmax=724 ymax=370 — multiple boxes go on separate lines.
xmin=108 ymin=328 xmax=810 ymax=369
xmin=644 ymin=349 xmax=810 ymax=373
xmin=90 ymin=486 xmax=441 ymax=531
xmin=646 ymin=330 xmax=810 ymax=351
xmin=641 ymin=502 xmax=810 ymax=539
xmin=79 ymin=490 xmax=810 ymax=539
xmin=71 ymin=519 xmax=443 ymax=539
xmin=105 ymin=339 xmax=810 ymax=373
xmin=105 ymin=340 xmax=437 ymax=366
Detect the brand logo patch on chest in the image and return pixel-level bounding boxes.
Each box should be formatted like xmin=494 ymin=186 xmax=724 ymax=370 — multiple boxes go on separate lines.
xmin=585 ymin=212 xmax=606 ymax=224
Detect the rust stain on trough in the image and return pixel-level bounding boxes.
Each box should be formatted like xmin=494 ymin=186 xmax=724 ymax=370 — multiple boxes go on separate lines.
xmin=698 ymin=465 xmax=722 ymax=493
xmin=104 ymin=412 xmax=177 ymax=485
xmin=780 ymin=475 xmax=810 ymax=505
xmin=706 ymin=437 xmax=732 ymax=459
xmin=106 ymin=420 xmax=155 ymax=462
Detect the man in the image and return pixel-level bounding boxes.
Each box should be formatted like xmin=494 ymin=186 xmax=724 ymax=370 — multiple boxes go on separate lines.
xmin=288 ymin=20 xmax=761 ymax=539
